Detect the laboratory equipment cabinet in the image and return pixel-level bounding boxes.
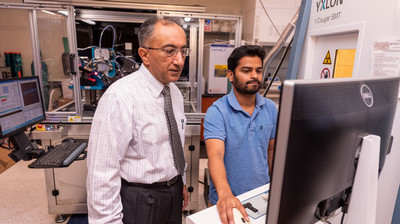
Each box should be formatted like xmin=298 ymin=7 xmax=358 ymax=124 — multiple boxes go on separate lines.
xmin=0 ymin=0 xmax=242 ymax=219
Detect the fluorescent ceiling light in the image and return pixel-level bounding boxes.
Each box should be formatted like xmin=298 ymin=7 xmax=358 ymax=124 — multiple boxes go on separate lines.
xmin=81 ymin=19 xmax=96 ymax=25
xmin=58 ymin=11 xmax=68 ymax=16
xmin=184 ymin=17 xmax=191 ymax=22
xmin=41 ymin=10 xmax=57 ymax=16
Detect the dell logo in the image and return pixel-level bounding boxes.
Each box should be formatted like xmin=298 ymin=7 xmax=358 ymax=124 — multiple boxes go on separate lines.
xmin=360 ymin=84 xmax=373 ymax=107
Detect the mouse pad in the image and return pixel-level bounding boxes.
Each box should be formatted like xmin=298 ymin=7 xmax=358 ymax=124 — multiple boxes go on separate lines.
xmin=241 ymin=191 xmax=269 ymax=220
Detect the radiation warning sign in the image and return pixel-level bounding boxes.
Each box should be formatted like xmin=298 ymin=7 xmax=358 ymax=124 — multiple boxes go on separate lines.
xmin=323 ymin=51 xmax=332 ymax=64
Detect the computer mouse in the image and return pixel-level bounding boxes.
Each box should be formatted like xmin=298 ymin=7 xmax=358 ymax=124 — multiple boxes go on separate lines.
xmin=261 ymin=193 xmax=269 ymax=201
xmin=62 ymin=137 xmax=76 ymax=143
xmin=232 ymin=208 xmax=250 ymax=224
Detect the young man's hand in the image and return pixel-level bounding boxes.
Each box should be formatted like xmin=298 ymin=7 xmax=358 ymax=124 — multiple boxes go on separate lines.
xmin=216 ymin=192 xmax=249 ymax=224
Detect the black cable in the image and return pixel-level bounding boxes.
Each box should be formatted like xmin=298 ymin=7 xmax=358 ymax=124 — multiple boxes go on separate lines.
xmin=8 ymin=139 xmax=14 ymax=150
xmin=0 ymin=144 xmax=10 ymax=150
xmin=340 ymin=188 xmax=351 ymax=224
xmin=263 ymin=35 xmax=294 ymax=97
xmin=341 ymin=212 xmax=346 ymax=224
xmin=27 ymin=125 xmax=36 ymax=140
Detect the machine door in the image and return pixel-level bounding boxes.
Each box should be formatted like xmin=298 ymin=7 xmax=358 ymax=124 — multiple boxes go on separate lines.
xmin=0 ymin=3 xmax=80 ymax=121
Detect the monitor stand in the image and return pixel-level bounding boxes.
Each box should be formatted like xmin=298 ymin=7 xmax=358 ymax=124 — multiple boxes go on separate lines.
xmin=8 ymin=131 xmax=43 ymax=162
xmin=345 ymin=135 xmax=380 ymax=224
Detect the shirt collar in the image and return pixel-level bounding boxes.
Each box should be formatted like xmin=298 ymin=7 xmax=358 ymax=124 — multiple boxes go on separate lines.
xmin=227 ymin=90 xmax=266 ymax=112
xmin=140 ymin=65 xmax=168 ymax=98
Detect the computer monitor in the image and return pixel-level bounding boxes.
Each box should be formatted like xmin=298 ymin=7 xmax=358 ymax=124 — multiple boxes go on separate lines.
xmin=266 ymin=76 xmax=399 ymax=224
xmin=0 ymin=76 xmax=46 ymax=162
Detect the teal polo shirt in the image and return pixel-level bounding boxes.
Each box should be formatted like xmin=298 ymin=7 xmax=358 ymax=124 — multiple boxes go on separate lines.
xmin=203 ymin=90 xmax=278 ymax=205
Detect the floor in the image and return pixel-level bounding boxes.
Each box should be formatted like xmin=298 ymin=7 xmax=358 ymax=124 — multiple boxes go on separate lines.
xmin=0 ymin=159 xmax=209 ymax=224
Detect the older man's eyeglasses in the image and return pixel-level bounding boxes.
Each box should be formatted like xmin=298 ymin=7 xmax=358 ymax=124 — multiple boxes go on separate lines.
xmin=143 ymin=47 xmax=191 ymax=57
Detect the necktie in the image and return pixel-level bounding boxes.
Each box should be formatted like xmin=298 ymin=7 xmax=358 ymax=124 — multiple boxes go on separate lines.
xmin=162 ymin=86 xmax=185 ymax=175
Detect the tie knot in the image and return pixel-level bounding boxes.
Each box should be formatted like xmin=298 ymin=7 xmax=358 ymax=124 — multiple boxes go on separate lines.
xmin=162 ymin=86 xmax=170 ymax=96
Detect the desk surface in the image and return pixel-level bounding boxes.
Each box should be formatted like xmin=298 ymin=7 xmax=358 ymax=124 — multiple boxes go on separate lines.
xmin=186 ymin=184 xmax=336 ymax=224
xmin=186 ymin=184 xmax=269 ymax=224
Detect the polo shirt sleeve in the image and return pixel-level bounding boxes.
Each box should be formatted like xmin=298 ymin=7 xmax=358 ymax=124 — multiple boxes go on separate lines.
xmin=203 ymin=105 xmax=226 ymax=141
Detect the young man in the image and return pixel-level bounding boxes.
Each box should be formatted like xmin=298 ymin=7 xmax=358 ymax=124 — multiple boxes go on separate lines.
xmin=86 ymin=17 xmax=189 ymax=224
xmin=203 ymin=45 xmax=278 ymax=224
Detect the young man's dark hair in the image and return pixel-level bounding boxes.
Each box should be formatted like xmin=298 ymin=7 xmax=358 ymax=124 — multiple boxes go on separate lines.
xmin=227 ymin=45 xmax=266 ymax=72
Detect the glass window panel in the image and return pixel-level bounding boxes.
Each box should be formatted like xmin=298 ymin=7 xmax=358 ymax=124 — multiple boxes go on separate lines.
xmin=36 ymin=10 xmax=74 ymax=112
xmin=175 ymin=17 xmax=199 ymax=113
xmin=204 ymin=19 xmax=237 ymax=45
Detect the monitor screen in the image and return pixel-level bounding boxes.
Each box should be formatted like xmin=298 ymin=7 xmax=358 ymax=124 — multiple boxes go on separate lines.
xmin=266 ymin=76 xmax=399 ymax=224
xmin=0 ymin=76 xmax=45 ymax=138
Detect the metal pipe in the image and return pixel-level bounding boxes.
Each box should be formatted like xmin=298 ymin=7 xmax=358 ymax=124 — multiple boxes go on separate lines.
xmin=286 ymin=0 xmax=312 ymax=80
xmin=262 ymin=36 xmax=294 ymax=97
xmin=261 ymin=7 xmax=299 ymax=87
xmin=196 ymin=19 xmax=205 ymax=113
xmin=0 ymin=2 xmax=65 ymax=10
xmin=21 ymin=0 xmax=206 ymax=12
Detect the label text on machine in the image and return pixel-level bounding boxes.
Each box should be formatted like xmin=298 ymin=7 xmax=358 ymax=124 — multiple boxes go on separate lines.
xmin=316 ymin=0 xmax=344 ymax=12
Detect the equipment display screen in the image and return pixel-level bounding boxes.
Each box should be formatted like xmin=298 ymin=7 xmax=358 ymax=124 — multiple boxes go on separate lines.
xmin=0 ymin=77 xmax=45 ymax=137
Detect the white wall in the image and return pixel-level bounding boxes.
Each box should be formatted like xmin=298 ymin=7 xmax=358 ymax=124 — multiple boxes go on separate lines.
xmin=0 ymin=9 xmax=33 ymax=76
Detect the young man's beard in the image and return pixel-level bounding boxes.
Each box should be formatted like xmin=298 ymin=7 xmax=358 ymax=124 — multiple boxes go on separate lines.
xmin=232 ymin=74 xmax=261 ymax=95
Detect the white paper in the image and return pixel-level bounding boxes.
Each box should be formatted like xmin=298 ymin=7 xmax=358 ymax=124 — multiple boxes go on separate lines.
xmin=371 ymin=38 xmax=400 ymax=97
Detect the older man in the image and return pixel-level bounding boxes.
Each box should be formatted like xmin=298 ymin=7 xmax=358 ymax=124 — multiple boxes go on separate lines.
xmin=87 ymin=17 xmax=190 ymax=224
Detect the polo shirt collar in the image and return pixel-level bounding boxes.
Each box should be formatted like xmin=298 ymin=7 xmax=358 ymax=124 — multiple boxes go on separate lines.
xmin=255 ymin=92 xmax=266 ymax=107
xmin=140 ymin=65 xmax=169 ymax=98
xmin=227 ymin=90 xmax=266 ymax=112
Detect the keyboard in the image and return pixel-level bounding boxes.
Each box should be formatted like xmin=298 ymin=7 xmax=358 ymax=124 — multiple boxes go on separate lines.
xmin=29 ymin=141 xmax=87 ymax=168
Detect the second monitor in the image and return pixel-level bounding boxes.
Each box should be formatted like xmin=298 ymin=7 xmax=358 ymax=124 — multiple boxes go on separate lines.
xmin=267 ymin=76 xmax=399 ymax=224
xmin=0 ymin=76 xmax=46 ymax=162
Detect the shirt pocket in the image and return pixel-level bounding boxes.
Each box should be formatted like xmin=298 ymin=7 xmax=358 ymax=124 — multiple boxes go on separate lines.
xmin=257 ymin=124 xmax=273 ymax=149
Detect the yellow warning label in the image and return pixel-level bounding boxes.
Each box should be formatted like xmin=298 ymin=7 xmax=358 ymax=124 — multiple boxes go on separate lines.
xmin=214 ymin=65 xmax=228 ymax=77
xmin=68 ymin=116 xmax=82 ymax=122
xmin=323 ymin=51 xmax=332 ymax=64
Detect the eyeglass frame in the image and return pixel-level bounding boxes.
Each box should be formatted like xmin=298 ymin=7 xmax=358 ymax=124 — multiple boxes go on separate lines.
xmin=142 ymin=46 xmax=191 ymax=57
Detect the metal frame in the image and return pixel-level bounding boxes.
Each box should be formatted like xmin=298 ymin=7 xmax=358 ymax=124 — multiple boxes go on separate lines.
xmin=29 ymin=10 xmax=43 ymax=98
xmin=67 ymin=5 xmax=81 ymax=117
xmin=22 ymin=0 xmax=206 ymax=12
xmin=0 ymin=2 xmax=66 ymax=10
xmin=75 ymin=9 xmax=155 ymax=23
xmin=1 ymin=2 xmax=78 ymax=121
